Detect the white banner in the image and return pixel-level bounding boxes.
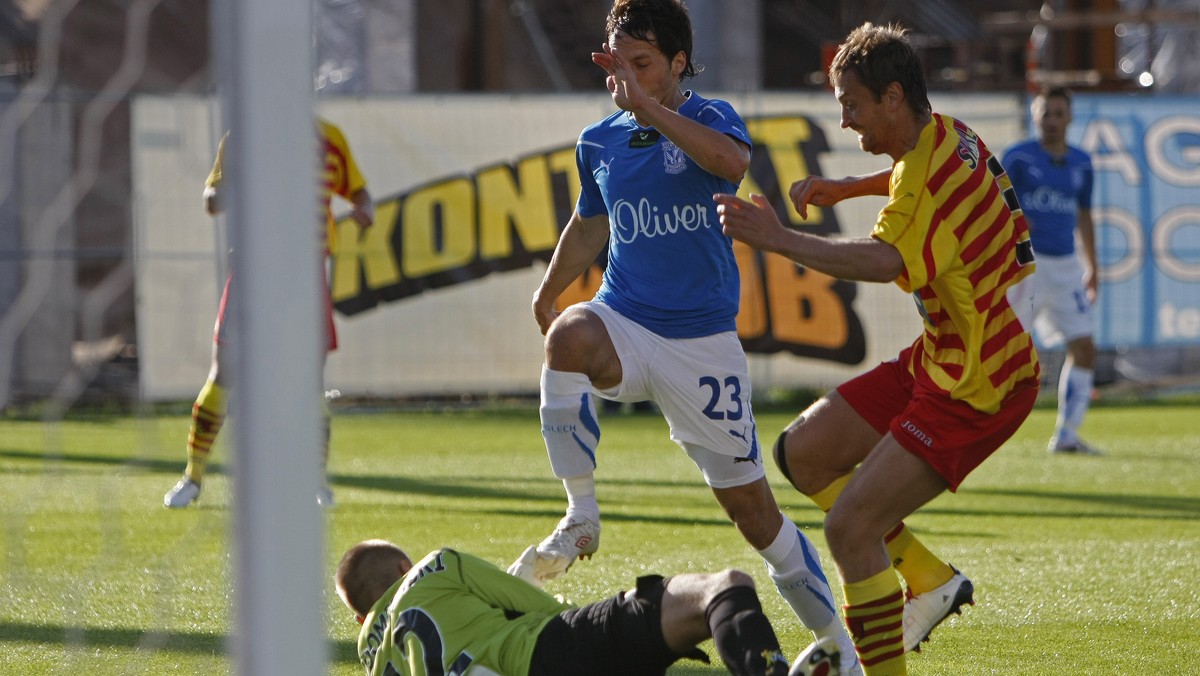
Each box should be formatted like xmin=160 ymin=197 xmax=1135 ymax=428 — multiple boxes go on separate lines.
xmin=132 ymin=93 xmax=1025 ymax=400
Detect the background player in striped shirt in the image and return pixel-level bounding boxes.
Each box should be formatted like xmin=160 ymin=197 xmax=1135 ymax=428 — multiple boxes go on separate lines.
xmin=163 ymin=118 xmax=373 ymax=509
xmin=1003 ymin=87 xmax=1102 ymax=456
xmin=716 ymin=22 xmax=1040 ymax=675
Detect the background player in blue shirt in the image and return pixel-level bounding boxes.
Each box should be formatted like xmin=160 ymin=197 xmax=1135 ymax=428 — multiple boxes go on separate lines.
xmin=1003 ymin=87 xmax=1102 ymax=455
xmin=527 ymin=1 xmax=857 ymax=672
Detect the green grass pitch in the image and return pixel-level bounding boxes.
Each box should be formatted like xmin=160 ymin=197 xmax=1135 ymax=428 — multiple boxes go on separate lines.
xmin=1 ymin=401 xmax=1197 ymax=674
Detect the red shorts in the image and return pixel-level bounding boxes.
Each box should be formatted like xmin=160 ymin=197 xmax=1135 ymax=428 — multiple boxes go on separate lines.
xmin=215 ymin=272 xmax=337 ymax=352
xmin=837 ymin=347 xmax=1038 ymax=491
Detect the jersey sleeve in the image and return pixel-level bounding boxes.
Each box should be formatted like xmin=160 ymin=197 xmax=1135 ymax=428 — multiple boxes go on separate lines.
xmin=574 ymin=135 xmax=606 ymax=218
xmin=872 ymin=161 xmax=949 ymax=292
xmin=321 ymin=121 xmax=368 ymax=198
xmin=205 ymin=133 xmax=228 ymax=189
xmin=452 ymin=550 xmax=572 ymax=616
xmin=696 ymin=98 xmax=751 ymax=147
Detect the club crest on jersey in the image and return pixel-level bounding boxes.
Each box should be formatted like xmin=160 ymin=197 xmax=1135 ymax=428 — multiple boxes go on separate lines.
xmin=662 ymin=140 xmax=687 ymax=174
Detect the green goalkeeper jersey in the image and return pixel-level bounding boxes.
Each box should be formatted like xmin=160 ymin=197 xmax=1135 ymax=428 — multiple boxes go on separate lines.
xmin=356 ymin=548 xmax=572 ymax=676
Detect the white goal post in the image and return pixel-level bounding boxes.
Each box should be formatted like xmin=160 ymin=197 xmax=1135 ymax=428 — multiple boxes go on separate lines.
xmin=212 ymin=1 xmax=327 ymax=674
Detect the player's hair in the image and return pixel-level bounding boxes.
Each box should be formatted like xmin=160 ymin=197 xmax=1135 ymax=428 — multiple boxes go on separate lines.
xmin=606 ymin=0 xmax=700 ymax=80
xmin=1038 ymin=85 xmax=1073 ymax=109
xmin=829 ymin=22 xmax=931 ymax=117
xmin=335 ymin=539 xmax=411 ymax=617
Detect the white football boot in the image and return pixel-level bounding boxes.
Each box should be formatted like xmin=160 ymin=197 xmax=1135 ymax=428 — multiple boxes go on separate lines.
xmin=902 ymin=568 xmax=975 ymax=652
xmin=1048 ymin=436 xmax=1104 ymax=456
xmin=163 ymin=477 xmax=201 ymax=508
xmin=534 ymin=514 xmax=600 ymax=580
xmin=790 ymin=635 xmax=863 ymax=676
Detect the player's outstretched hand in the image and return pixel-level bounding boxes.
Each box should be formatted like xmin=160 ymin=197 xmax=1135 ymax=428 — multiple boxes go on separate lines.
xmin=532 ymin=552 xmax=571 ymax=582
xmin=351 ymin=204 xmax=374 ymax=228
xmin=507 ymin=545 xmax=545 ymax=587
xmin=788 ymin=175 xmax=846 ymax=220
xmin=531 ymin=293 xmax=560 ymax=336
xmin=592 ymin=42 xmax=650 ymax=114
xmin=507 ymin=545 xmax=570 ymax=588
xmin=714 ymin=192 xmax=786 ymax=253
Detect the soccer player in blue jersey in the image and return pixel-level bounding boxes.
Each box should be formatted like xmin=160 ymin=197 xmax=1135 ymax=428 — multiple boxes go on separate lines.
xmin=528 ymin=1 xmax=856 ymax=673
xmin=1003 ymin=87 xmax=1102 ymax=455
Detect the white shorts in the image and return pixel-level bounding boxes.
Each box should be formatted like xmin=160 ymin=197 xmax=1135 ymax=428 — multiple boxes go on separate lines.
xmin=1031 ymin=253 xmax=1094 ymax=347
xmin=586 ymin=302 xmax=767 ymax=489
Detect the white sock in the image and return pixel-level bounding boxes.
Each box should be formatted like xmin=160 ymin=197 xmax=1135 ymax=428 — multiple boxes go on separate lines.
xmin=821 ymin=617 xmax=858 ymax=667
xmin=758 ymin=514 xmax=841 ymax=638
xmin=1056 ymin=365 xmax=1093 ymax=443
xmin=540 ymin=366 xmax=600 ymax=479
xmin=563 ymin=474 xmax=599 ymax=523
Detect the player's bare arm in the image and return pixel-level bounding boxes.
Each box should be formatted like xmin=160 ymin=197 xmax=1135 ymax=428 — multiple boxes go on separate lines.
xmin=532 ymin=211 xmax=610 ymax=335
xmin=593 ymin=42 xmax=749 ymax=184
xmin=1078 ymin=208 xmax=1099 ymax=303
xmin=789 ymin=168 xmax=892 ymax=219
xmin=350 ymin=188 xmax=374 ymax=228
xmin=203 ymin=185 xmax=221 ymax=215
xmin=715 ymin=192 xmax=903 ymax=283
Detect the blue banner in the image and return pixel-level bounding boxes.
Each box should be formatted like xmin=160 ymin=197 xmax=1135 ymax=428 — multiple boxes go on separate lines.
xmin=1072 ymin=95 xmax=1200 ymax=347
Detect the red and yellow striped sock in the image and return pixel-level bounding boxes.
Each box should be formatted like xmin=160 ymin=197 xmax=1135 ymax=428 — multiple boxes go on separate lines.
xmin=811 ymin=473 xmax=953 ymax=595
xmin=843 ymin=569 xmax=907 ymax=675
xmin=883 ymin=523 xmax=954 ymax=595
xmin=184 ymin=380 xmax=227 ymax=484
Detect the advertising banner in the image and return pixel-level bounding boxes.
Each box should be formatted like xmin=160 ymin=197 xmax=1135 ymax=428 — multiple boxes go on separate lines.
xmin=134 ymin=94 xmax=1033 ymax=399
xmin=1073 ymin=95 xmax=1200 ymax=348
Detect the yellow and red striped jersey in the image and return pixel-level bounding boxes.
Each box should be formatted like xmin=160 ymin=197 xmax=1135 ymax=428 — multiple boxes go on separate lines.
xmin=873 ymin=113 xmax=1039 ymax=414
xmin=205 ymin=133 xmax=226 ymax=189
xmin=316 ymin=118 xmax=367 ymax=253
xmin=205 ymin=118 xmax=367 ymax=253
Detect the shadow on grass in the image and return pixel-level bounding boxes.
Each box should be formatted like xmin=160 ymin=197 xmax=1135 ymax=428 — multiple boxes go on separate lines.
xmin=0 ymin=448 xmax=222 ymax=476
xmin=0 ymin=621 xmax=226 ymax=653
xmin=962 ymin=486 xmax=1200 ymax=520
xmin=330 ymin=472 xmax=731 ymax=500
xmin=0 ymin=621 xmax=358 ymax=661
xmin=331 ymin=636 xmax=361 ymax=664
xmin=329 ymin=474 xmax=828 ymax=530
xmin=39 ymin=447 xmax=1192 ymax=528
xmin=330 ymin=473 xmax=560 ymax=502
xmin=0 ymin=449 xmax=827 ymax=529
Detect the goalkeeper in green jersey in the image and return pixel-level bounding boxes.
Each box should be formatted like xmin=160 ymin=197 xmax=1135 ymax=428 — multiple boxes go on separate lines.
xmin=335 ymin=540 xmax=805 ymax=676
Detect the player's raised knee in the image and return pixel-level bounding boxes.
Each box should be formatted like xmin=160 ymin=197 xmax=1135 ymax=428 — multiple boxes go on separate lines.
xmin=773 ymin=429 xmax=799 ymax=488
xmin=712 ymin=568 xmax=755 ymax=592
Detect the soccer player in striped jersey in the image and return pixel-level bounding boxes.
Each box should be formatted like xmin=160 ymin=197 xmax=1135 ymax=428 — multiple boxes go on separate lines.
xmin=715 ymin=22 xmax=1039 ymax=675
xmin=162 ymin=118 xmax=373 ymax=509
xmin=1003 ymin=87 xmax=1102 ymax=456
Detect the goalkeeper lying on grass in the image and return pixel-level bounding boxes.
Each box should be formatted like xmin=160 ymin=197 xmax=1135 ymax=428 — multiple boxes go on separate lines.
xmin=335 ymin=540 xmax=846 ymax=676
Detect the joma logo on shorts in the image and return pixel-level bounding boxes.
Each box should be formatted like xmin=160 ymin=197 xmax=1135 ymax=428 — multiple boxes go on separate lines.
xmin=900 ymin=420 xmax=934 ymax=447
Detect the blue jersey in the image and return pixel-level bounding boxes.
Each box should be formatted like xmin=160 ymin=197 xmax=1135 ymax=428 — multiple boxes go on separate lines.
xmin=575 ymin=91 xmax=750 ymax=338
xmin=1001 ymin=139 xmax=1093 ymax=257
